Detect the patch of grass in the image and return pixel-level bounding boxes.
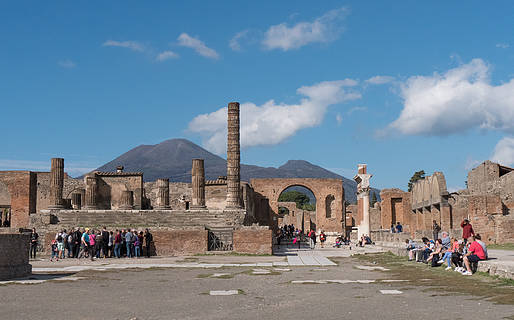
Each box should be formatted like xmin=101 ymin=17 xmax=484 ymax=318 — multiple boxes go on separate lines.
xmin=355 ymin=252 xmax=514 ymax=305
xmin=237 ymin=289 xmax=246 ymax=295
xmin=241 ymin=269 xmax=281 ymax=276
xmin=488 ymin=243 xmax=514 ymax=251
xmin=353 ymin=295 xmax=366 ymax=299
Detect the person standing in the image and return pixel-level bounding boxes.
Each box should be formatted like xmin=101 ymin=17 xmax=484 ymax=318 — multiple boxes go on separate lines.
xmin=101 ymin=227 xmax=110 ymax=258
xmin=30 ymin=228 xmax=39 ymax=259
xmin=308 ymin=229 xmax=316 ymax=249
xmin=73 ymin=228 xmax=82 ymax=258
xmin=319 ymin=231 xmax=326 ymax=248
xmin=144 ymin=229 xmax=153 ymax=258
xmin=125 ymin=229 xmax=133 ymax=258
xmin=114 ymin=230 xmax=122 ymax=258
xmin=461 ymin=219 xmax=475 ymax=243
xmin=395 ymin=222 xmax=403 ymax=233
xmin=108 ymin=231 xmax=114 ymax=258
xmin=432 ymin=220 xmax=441 ymax=240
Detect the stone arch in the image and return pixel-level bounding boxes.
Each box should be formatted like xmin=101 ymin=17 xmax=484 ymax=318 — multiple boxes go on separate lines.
xmin=250 ymin=178 xmax=345 ymax=234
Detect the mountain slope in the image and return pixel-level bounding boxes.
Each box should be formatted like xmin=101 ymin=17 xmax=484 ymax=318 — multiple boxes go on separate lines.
xmin=89 ymin=139 xmax=379 ymax=203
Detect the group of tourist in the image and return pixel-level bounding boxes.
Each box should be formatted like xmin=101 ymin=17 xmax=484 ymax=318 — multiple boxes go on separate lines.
xmin=30 ymin=227 xmax=154 ymax=261
xmin=275 ymin=225 xmax=328 ymax=249
xmin=405 ymin=219 xmax=487 ymax=276
xmin=390 ymin=222 xmax=403 ymax=233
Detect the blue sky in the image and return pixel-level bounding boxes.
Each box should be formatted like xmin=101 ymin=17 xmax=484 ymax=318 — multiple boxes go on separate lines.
xmin=1 ymin=1 xmax=514 ymax=191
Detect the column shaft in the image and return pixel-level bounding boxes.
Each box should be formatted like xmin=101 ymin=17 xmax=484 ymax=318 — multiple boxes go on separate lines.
xmin=226 ymin=102 xmax=241 ymax=209
xmin=119 ymin=190 xmax=134 ymax=210
xmin=84 ymin=176 xmax=98 ymax=209
xmin=49 ymin=158 xmax=65 ymax=209
xmin=156 ymin=178 xmax=170 ymax=209
xmin=191 ymin=159 xmax=206 ymax=209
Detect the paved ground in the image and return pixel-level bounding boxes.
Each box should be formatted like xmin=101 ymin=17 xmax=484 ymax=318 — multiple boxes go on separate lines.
xmin=1 ymin=246 xmax=513 ymax=320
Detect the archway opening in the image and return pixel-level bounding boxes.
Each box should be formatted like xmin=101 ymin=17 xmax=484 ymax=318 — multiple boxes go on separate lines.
xmin=278 ymin=185 xmax=316 ymax=233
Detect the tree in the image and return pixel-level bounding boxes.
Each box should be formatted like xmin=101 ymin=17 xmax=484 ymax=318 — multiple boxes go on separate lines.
xmin=370 ymin=192 xmax=377 ymax=207
xmin=408 ymin=170 xmax=426 ymax=192
xmin=278 ymin=190 xmax=313 ymax=210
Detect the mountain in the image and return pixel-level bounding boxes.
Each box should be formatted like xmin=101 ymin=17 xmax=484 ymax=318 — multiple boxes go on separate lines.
xmin=88 ymin=138 xmax=380 ymax=203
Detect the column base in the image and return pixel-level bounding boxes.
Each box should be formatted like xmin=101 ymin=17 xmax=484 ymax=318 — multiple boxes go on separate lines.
xmin=119 ymin=206 xmax=134 ymax=210
xmin=83 ymin=206 xmax=98 ymax=210
xmin=154 ymin=206 xmax=171 ymax=210
xmin=190 ymin=205 xmax=207 ymax=210
xmin=48 ymin=205 xmax=65 ymax=210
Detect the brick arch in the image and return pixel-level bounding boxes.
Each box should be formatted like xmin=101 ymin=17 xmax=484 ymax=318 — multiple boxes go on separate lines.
xmin=250 ymin=178 xmax=345 ymax=233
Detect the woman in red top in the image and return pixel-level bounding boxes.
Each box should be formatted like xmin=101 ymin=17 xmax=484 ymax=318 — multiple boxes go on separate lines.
xmin=461 ymin=219 xmax=475 ymax=242
xmin=462 ymin=235 xmax=486 ymax=275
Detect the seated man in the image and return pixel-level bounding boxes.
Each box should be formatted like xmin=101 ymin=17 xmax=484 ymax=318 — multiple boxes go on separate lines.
xmin=462 ymin=235 xmax=487 ymax=276
xmin=405 ymin=239 xmax=417 ymax=261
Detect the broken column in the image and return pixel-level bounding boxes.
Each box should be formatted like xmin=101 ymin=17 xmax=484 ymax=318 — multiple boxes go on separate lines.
xmin=156 ymin=178 xmax=170 ymax=209
xmin=71 ymin=192 xmax=82 ymax=210
xmin=84 ymin=175 xmax=98 ymax=209
xmin=48 ymin=158 xmax=65 ymax=209
xmin=119 ymin=190 xmax=134 ymax=210
xmin=226 ymin=102 xmax=242 ymax=209
xmin=191 ymin=159 xmax=206 ymax=209
xmin=354 ymin=164 xmax=372 ymax=239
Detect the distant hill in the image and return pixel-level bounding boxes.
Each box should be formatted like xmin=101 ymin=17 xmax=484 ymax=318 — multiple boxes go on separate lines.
xmin=88 ymin=138 xmax=380 ymax=203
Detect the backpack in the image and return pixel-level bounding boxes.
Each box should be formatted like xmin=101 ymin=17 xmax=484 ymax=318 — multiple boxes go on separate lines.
xmin=57 ymin=234 xmax=63 ymax=242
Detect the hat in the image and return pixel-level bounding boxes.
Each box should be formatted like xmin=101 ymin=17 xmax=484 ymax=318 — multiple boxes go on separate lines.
xmin=85 ymin=228 xmax=90 ymax=231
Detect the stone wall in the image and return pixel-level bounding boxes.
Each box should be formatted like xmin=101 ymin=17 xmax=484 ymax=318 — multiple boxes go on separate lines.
xmin=0 ymin=232 xmax=31 ymax=280
xmin=96 ymin=175 xmax=143 ymax=209
xmin=36 ymin=172 xmax=84 ymax=212
xmin=0 ymin=171 xmax=34 ymax=228
xmin=379 ymin=188 xmax=412 ymax=231
xmin=151 ymin=229 xmax=207 ymax=255
xmin=233 ymin=227 xmax=272 ymax=255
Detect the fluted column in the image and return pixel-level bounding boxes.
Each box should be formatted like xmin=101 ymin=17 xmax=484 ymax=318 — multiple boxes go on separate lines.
xmin=48 ymin=158 xmax=65 ymax=209
xmin=71 ymin=192 xmax=82 ymax=210
xmin=156 ymin=178 xmax=170 ymax=209
xmin=84 ymin=176 xmax=98 ymax=209
xmin=191 ymin=159 xmax=206 ymax=209
xmin=119 ymin=190 xmax=134 ymax=210
xmin=226 ymin=102 xmax=242 ymax=209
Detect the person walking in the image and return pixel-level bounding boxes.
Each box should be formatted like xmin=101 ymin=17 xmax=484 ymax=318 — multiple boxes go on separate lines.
xmin=144 ymin=229 xmax=153 ymax=258
xmin=432 ymin=220 xmax=441 ymax=240
xmin=30 ymin=228 xmax=39 ymax=259
xmin=308 ymin=229 xmax=316 ymax=249
xmin=320 ymin=231 xmax=326 ymax=248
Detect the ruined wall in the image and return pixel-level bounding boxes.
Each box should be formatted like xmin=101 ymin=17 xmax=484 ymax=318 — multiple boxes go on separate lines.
xmin=0 ymin=171 xmax=33 ymax=228
xmin=370 ymin=203 xmax=381 ymax=231
xmin=233 ymin=228 xmax=272 ymax=255
xmin=250 ymin=178 xmax=344 ymax=233
xmin=411 ymin=172 xmax=448 ymax=210
xmin=379 ymin=189 xmax=412 ymax=231
xmin=96 ymin=175 xmax=143 ymax=209
xmin=35 ymin=172 xmax=84 ymax=211
xmin=468 ymin=161 xmax=514 ymax=201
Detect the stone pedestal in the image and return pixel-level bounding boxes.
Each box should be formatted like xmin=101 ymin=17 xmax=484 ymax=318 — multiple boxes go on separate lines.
xmin=191 ymin=159 xmax=206 ymax=210
xmin=156 ymin=178 xmax=170 ymax=210
xmin=226 ymin=102 xmax=242 ymax=209
xmin=0 ymin=233 xmax=32 ymax=280
xmin=119 ymin=190 xmax=134 ymax=210
xmin=71 ymin=192 xmax=82 ymax=210
xmin=84 ymin=176 xmax=98 ymax=209
xmin=48 ymin=158 xmax=65 ymax=209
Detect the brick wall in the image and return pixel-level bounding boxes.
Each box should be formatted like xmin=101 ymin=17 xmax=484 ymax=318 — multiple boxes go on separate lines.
xmin=233 ymin=228 xmax=272 ymax=255
xmin=152 ymin=230 xmax=207 ymax=255
xmin=0 ymin=171 xmax=32 ymax=228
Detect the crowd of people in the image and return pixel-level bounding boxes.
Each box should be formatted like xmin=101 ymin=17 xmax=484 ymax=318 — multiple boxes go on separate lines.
xmin=405 ymin=219 xmax=487 ymax=276
xmin=30 ymin=227 xmax=154 ymax=262
xmin=275 ymin=225 xmax=330 ymax=249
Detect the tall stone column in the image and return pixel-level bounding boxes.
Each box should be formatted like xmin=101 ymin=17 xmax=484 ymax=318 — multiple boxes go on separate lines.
xmin=191 ymin=159 xmax=206 ymax=209
xmin=156 ymin=178 xmax=170 ymax=209
xmin=119 ymin=190 xmax=134 ymax=210
xmin=71 ymin=192 xmax=82 ymax=210
xmin=354 ymin=164 xmax=372 ymax=239
xmin=48 ymin=158 xmax=65 ymax=209
xmin=226 ymin=102 xmax=242 ymax=209
xmin=84 ymin=176 xmax=98 ymax=209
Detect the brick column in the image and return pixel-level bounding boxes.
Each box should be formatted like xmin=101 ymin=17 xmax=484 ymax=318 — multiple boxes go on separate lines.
xmin=191 ymin=159 xmax=206 ymax=209
xmin=156 ymin=178 xmax=170 ymax=209
xmin=71 ymin=192 xmax=82 ymax=210
xmin=119 ymin=190 xmax=134 ymax=210
xmin=48 ymin=158 xmax=65 ymax=209
xmin=84 ymin=176 xmax=98 ymax=209
xmin=226 ymin=102 xmax=242 ymax=209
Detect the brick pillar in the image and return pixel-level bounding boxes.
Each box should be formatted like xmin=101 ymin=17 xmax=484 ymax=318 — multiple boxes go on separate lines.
xmin=48 ymin=158 xmax=65 ymax=209
xmin=155 ymin=178 xmax=170 ymax=209
xmin=226 ymin=102 xmax=241 ymax=209
xmin=71 ymin=192 xmax=82 ymax=210
xmin=441 ymin=204 xmax=451 ymax=230
xmin=191 ymin=159 xmax=206 ymax=209
xmin=119 ymin=190 xmax=134 ymax=210
xmin=84 ymin=176 xmax=98 ymax=209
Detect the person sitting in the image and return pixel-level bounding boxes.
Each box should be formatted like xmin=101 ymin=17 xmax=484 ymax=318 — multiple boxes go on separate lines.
xmin=427 ymin=239 xmax=443 ymax=266
xmin=462 ymin=235 xmax=487 ymax=276
xmin=405 ymin=239 xmax=417 ymax=260
xmin=474 ymin=234 xmax=488 ymax=260
xmin=395 ymin=222 xmax=403 ymax=233
xmin=441 ymin=237 xmax=458 ymax=270
xmin=452 ymin=241 xmax=466 ymax=272
xmin=333 ymin=236 xmax=343 ymax=248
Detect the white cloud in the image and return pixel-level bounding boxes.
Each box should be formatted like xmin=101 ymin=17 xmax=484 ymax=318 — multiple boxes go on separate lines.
xmin=347 ymin=106 xmax=367 ymax=115
xmin=365 ymin=75 xmax=394 ymax=85
xmin=496 ymin=43 xmax=510 ymax=49
xmin=336 ymin=113 xmax=343 ymax=125
xmin=464 ymin=156 xmax=481 ymax=171
xmin=229 ymin=30 xmax=249 ymax=51
xmin=58 ymin=59 xmax=76 ymax=68
xmin=262 ymin=7 xmax=348 ymax=51
xmin=156 ymin=51 xmax=179 ymax=62
xmin=188 ymin=80 xmax=360 ymax=154
xmin=491 ymin=137 xmax=514 ymax=167
xmin=0 ymin=159 xmax=95 ymax=177
xmin=102 ymin=40 xmax=144 ymax=52
xmin=387 ymin=59 xmax=514 ymax=136
xmin=177 ymin=33 xmax=219 ymax=59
